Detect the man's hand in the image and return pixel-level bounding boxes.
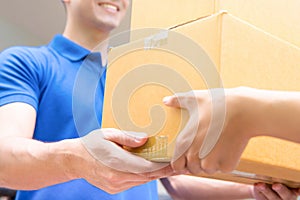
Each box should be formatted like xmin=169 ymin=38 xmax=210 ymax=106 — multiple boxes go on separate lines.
xmin=73 ymin=128 xmax=175 ymax=194
xmin=253 ymin=183 xmax=300 ymax=200
xmin=0 ymin=103 xmax=174 ymax=193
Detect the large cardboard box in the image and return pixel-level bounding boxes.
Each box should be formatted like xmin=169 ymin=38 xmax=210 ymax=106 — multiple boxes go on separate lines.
xmin=102 ymin=12 xmax=300 ymax=187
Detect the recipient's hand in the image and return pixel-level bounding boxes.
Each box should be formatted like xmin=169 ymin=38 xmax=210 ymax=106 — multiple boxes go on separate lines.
xmin=163 ymin=88 xmax=252 ymax=174
xmin=74 ymin=128 xmax=174 ymax=194
xmin=253 ymin=183 xmax=300 ymax=200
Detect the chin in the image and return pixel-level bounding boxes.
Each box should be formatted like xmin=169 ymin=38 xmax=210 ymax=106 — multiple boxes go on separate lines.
xmin=102 ymin=24 xmax=119 ymax=33
xmin=96 ymin=20 xmax=121 ymax=32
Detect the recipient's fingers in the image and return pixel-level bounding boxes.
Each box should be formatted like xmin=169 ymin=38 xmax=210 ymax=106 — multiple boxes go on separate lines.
xmin=171 ymin=155 xmax=186 ymax=173
xmin=163 ymin=91 xmax=198 ymax=110
xmin=186 ymin=152 xmax=202 ymax=174
xmin=255 ymin=183 xmax=281 ymax=200
xmin=272 ymin=183 xmax=298 ymax=200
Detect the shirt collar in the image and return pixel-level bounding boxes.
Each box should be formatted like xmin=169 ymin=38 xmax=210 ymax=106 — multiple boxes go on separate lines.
xmin=48 ymin=34 xmax=91 ymax=61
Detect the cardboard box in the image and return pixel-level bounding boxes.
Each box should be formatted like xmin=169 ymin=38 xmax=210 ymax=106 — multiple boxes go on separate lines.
xmin=217 ymin=0 xmax=300 ymax=47
xmin=102 ymin=12 xmax=300 ymax=187
xmin=131 ymin=0 xmax=215 ymax=29
xmin=131 ymin=0 xmax=300 ymax=47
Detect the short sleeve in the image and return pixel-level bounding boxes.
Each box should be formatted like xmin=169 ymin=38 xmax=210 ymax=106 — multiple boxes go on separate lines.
xmin=0 ymin=47 xmax=40 ymax=110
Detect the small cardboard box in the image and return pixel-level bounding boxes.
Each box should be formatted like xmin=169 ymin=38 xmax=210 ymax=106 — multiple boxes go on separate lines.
xmin=102 ymin=12 xmax=300 ymax=187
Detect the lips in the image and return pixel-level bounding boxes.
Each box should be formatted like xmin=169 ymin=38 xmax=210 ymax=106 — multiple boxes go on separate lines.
xmin=98 ymin=2 xmax=120 ymax=13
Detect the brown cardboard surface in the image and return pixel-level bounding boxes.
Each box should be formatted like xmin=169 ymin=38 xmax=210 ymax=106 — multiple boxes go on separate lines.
xmin=103 ymin=23 xmax=220 ymax=161
xmin=131 ymin=0 xmax=215 ymax=29
xmin=217 ymin=0 xmax=300 ymax=47
xmin=103 ymin=13 xmax=300 ymax=187
xmin=220 ymin=14 xmax=300 ymax=90
xmin=132 ymin=0 xmax=300 ymax=47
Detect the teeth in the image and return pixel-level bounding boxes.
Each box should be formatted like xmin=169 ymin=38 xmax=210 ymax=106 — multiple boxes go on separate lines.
xmin=102 ymin=3 xmax=118 ymax=12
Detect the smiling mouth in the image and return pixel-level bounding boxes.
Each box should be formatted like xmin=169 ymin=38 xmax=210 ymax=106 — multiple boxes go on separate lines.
xmin=98 ymin=3 xmax=120 ymax=12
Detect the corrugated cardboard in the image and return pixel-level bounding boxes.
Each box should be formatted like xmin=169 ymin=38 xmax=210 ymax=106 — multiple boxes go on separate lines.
xmin=103 ymin=12 xmax=300 ymax=187
xmin=217 ymin=0 xmax=300 ymax=47
xmin=131 ymin=0 xmax=215 ymax=29
xmin=103 ymin=20 xmax=220 ymax=161
xmin=131 ymin=0 xmax=300 ymax=47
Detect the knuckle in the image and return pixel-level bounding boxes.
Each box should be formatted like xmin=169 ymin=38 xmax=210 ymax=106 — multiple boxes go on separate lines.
xmin=105 ymin=172 xmax=121 ymax=184
xmin=171 ymin=163 xmax=183 ymax=172
xmin=219 ymin=164 xmax=234 ymax=173
xmin=219 ymin=160 xmax=237 ymax=173
xmin=187 ymin=165 xmax=202 ymax=174
xmin=201 ymin=160 xmax=219 ymax=174
xmin=144 ymin=172 xmax=155 ymax=180
xmin=186 ymin=154 xmax=201 ymax=174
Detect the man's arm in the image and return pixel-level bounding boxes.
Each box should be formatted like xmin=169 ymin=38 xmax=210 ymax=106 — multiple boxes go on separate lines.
xmin=0 ymin=102 xmax=173 ymax=193
xmin=0 ymin=102 xmax=80 ymax=189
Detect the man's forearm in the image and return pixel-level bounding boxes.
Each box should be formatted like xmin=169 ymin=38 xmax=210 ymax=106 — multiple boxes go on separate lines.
xmin=0 ymin=137 xmax=83 ymax=190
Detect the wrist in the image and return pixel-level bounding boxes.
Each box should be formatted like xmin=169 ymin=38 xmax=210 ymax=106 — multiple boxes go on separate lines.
xmin=47 ymin=139 xmax=89 ymax=181
xmin=229 ymin=87 xmax=282 ymax=138
xmin=226 ymin=87 xmax=263 ymax=139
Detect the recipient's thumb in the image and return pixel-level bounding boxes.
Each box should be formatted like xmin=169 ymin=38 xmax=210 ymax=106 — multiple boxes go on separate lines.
xmin=163 ymin=92 xmax=190 ymax=109
xmin=163 ymin=95 xmax=180 ymax=107
xmin=102 ymin=128 xmax=148 ymax=148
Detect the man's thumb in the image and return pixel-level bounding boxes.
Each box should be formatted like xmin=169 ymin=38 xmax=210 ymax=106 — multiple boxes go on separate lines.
xmin=102 ymin=128 xmax=148 ymax=148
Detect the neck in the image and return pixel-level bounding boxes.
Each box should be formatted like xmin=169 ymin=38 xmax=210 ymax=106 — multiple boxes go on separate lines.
xmin=63 ymin=22 xmax=110 ymax=65
xmin=63 ymin=24 xmax=110 ymax=51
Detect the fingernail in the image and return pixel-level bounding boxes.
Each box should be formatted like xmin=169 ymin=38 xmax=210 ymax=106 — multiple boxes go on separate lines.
xmin=124 ymin=131 xmax=147 ymax=142
xmin=255 ymin=183 xmax=266 ymax=191
xmin=163 ymin=96 xmax=171 ymax=104
xmin=134 ymin=137 xmax=145 ymax=142
xmin=272 ymin=184 xmax=281 ymax=191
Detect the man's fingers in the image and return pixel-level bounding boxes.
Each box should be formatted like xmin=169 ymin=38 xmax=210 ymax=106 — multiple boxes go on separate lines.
xmin=83 ymin=129 xmax=168 ymax=173
xmin=99 ymin=178 xmax=150 ymax=194
xmin=143 ymin=165 xmax=175 ymax=179
xmin=102 ymin=128 xmax=148 ymax=148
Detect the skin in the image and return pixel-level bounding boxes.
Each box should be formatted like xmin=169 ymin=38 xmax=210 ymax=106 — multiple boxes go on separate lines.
xmin=162 ymin=175 xmax=253 ymax=200
xmin=0 ymin=1 xmax=297 ymax=199
xmin=162 ymin=175 xmax=300 ymax=200
xmin=163 ymin=86 xmax=300 ymax=199
xmin=0 ymin=0 xmax=174 ymax=194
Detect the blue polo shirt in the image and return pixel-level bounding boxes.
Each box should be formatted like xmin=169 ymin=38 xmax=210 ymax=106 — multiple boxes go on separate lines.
xmin=0 ymin=35 xmax=158 ymax=200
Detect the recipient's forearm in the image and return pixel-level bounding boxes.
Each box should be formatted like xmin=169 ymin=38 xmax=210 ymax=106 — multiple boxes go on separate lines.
xmin=0 ymin=137 xmax=83 ymax=190
xmin=238 ymin=88 xmax=300 ymax=143
xmin=162 ymin=175 xmax=253 ymax=200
